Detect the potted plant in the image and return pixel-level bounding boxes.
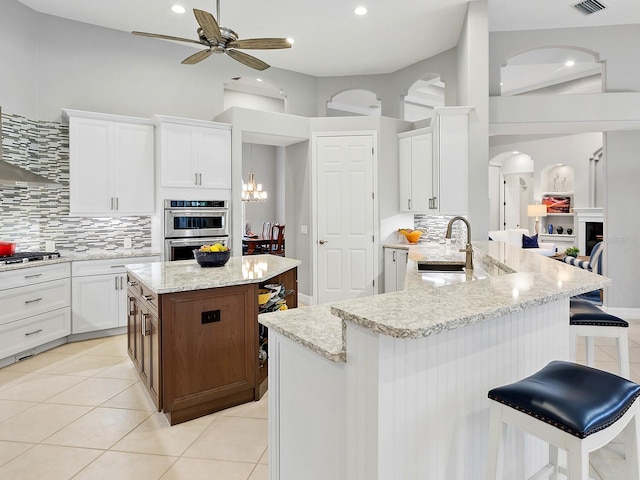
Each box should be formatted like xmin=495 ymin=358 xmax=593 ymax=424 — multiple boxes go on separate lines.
xmin=565 ymin=246 xmax=579 ymax=258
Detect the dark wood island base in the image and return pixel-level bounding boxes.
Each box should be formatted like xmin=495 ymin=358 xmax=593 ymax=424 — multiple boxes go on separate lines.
xmin=125 ymin=259 xmax=298 ymax=425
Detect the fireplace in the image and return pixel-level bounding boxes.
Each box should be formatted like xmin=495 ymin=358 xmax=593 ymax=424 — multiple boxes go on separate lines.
xmin=573 ymin=208 xmax=603 ymax=257
xmin=585 ymin=221 xmax=603 ymax=256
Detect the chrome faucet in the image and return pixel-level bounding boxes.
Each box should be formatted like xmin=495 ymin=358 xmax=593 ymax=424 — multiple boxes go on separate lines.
xmin=445 ymin=216 xmax=473 ymax=271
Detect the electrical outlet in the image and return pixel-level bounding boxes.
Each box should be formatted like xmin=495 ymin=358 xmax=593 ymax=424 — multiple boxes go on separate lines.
xmin=123 ymin=237 xmax=132 ymax=249
xmin=301 ymin=225 xmax=308 ymax=234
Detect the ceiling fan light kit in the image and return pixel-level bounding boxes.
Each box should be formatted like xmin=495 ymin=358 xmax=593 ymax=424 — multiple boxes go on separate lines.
xmin=133 ymin=0 xmax=291 ymax=70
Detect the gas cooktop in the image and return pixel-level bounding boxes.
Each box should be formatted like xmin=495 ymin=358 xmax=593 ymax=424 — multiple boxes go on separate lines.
xmin=0 ymin=251 xmax=61 ymax=265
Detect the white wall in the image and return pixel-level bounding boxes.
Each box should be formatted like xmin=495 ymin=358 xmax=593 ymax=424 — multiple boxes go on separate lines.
xmin=457 ymin=0 xmax=489 ymax=240
xmin=0 ymin=1 xmax=318 ymax=121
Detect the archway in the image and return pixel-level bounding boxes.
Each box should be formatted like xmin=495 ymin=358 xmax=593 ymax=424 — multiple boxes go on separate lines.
xmin=500 ymin=47 xmax=602 ymax=96
xmin=326 ymin=89 xmax=381 ymax=117
xmin=403 ymin=75 xmax=444 ymax=122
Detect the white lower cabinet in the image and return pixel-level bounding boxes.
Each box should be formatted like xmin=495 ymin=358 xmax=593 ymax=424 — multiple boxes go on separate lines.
xmin=384 ymin=247 xmax=408 ymax=293
xmin=0 ymin=263 xmax=71 ymax=362
xmin=71 ymin=256 xmax=159 ymax=334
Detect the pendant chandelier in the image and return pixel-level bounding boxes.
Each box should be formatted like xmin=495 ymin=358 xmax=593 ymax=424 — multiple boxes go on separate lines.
xmin=242 ymin=171 xmax=268 ymax=202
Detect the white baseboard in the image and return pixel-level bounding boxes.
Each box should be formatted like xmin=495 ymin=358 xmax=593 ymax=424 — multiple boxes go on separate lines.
xmin=602 ymin=307 xmax=640 ymax=319
xmin=298 ymin=293 xmax=314 ymax=306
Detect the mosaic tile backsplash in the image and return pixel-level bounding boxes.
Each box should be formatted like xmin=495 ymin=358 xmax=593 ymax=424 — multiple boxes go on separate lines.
xmin=414 ymin=213 xmax=466 ymax=245
xmin=0 ymin=112 xmax=151 ymax=252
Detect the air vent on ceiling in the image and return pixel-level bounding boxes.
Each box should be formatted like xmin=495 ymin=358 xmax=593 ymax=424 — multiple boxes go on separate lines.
xmin=573 ymin=0 xmax=607 ymax=15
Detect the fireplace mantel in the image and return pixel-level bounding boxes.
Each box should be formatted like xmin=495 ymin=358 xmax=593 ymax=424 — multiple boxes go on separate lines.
xmin=573 ymin=208 xmax=603 ymax=255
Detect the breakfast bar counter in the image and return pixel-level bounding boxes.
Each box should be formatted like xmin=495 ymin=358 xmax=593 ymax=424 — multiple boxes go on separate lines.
xmin=259 ymin=241 xmax=609 ymax=480
xmin=125 ymin=254 xmax=300 ymax=425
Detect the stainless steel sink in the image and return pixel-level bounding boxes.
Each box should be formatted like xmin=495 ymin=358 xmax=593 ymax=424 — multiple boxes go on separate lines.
xmin=416 ymin=262 xmax=489 ymax=287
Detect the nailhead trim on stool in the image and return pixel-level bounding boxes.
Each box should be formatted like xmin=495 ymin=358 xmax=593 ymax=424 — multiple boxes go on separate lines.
xmin=486 ymin=361 xmax=640 ymax=480
xmin=570 ymin=298 xmax=630 ymax=378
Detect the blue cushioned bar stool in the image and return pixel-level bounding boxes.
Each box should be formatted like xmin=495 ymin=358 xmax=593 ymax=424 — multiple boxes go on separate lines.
xmin=570 ymin=298 xmax=630 ymax=378
xmin=486 ymin=361 xmax=640 ymax=479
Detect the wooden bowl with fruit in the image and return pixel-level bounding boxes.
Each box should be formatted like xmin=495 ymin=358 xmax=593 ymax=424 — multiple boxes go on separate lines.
xmin=193 ymin=243 xmax=231 ymax=267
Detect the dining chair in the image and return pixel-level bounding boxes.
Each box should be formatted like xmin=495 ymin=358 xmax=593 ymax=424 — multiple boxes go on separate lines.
xmin=269 ymin=224 xmax=285 ymax=256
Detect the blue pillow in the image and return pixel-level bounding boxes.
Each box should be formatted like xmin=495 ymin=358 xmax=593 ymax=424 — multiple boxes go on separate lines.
xmin=522 ymin=234 xmax=539 ymax=248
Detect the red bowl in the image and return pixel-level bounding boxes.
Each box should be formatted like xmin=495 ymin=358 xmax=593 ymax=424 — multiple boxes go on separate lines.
xmin=0 ymin=241 xmax=16 ymax=257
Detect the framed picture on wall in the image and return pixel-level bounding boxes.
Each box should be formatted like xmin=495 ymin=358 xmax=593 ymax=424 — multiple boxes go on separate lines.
xmin=542 ymin=195 xmax=571 ymax=213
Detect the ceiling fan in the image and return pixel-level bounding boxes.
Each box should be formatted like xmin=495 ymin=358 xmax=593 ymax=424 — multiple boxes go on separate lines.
xmin=132 ymin=0 xmax=291 ymax=71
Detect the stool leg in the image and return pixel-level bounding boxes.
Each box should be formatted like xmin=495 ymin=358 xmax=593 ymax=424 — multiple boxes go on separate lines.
xmin=548 ymin=444 xmax=560 ymax=480
xmin=617 ymin=330 xmax=630 ymax=379
xmin=625 ymin=406 xmax=640 ymax=479
xmin=566 ymin=443 xmax=589 ymax=480
xmin=486 ymin=402 xmax=506 ymax=480
xmin=585 ymin=336 xmax=595 ymax=367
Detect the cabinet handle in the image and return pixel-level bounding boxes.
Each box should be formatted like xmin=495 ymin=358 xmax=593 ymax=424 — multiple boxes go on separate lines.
xmin=115 ymin=197 xmax=119 ymax=210
xmin=143 ymin=294 xmax=154 ymax=301
xmin=111 ymin=197 xmax=114 ymax=210
xmin=199 ymin=173 xmax=202 ymax=185
xmin=120 ymin=276 xmax=124 ymax=290
xmin=393 ymin=250 xmax=396 ymax=262
xmin=408 ymin=199 xmax=411 ymax=210
xmin=115 ymin=277 xmax=119 ymax=290
xmin=24 ymin=273 xmax=42 ymax=279
xmin=110 ymin=265 xmax=125 ymax=268
xmin=128 ymin=281 xmax=138 ymax=287
xmin=25 ymin=329 xmax=43 ymax=336
xmin=25 ymin=297 xmax=43 ymax=304
xmin=128 ymin=297 xmax=136 ymax=315
xmin=142 ymin=313 xmax=151 ymax=336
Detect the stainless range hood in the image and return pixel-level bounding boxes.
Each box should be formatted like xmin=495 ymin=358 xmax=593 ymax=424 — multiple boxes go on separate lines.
xmin=0 ymin=107 xmax=60 ymax=188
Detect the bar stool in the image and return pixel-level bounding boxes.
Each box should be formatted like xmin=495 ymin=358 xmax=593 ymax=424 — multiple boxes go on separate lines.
xmin=486 ymin=361 xmax=640 ymax=480
xmin=570 ymin=298 xmax=630 ymax=378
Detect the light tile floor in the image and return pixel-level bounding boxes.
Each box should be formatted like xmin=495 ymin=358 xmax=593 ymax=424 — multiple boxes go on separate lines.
xmin=0 ymin=335 xmax=268 ymax=480
xmin=0 ymin=315 xmax=638 ymax=479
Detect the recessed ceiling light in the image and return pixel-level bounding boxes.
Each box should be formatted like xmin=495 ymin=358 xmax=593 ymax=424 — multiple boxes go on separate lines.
xmin=286 ymin=37 xmax=295 ymax=45
xmin=171 ymin=4 xmax=186 ymax=14
xmin=354 ymin=6 xmax=368 ymax=15
xmin=256 ymin=78 xmax=263 ymax=82
xmin=565 ymin=60 xmax=575 ymax=67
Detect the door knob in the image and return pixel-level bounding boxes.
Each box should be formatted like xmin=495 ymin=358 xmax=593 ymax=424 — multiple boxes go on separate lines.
xmin=319 ymin=240 xmax=328 ymax=245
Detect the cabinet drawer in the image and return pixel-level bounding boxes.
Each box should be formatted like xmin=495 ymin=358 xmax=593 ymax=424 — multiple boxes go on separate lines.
xmin=0 ymin=262 xmax=70 ymax=290
xmin=0 ymin=307 xmax=71 ymax=360
xmin=0 ymin=279 xmax=71 ymax=327
xmin=72 ymin=256 xmax=159 ymax=276
xmin=127 ymin=274 xmax=158 ymax=312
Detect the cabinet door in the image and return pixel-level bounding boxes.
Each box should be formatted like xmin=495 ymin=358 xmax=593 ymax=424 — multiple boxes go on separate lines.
xmin=410 ymin=133 xmax=433 ymax=212
xmin=384 ymin=248 xmax=398 ymax=292
xmin=197 ymin=127 xmax=231 ymax=189
xmin=69 ymin=118 xmax=113 ymax=214
xmin=71 ymin=274 xmax=120 ymax=333
xmin=143 ymin=309 xmax=160 ymax=408
xmin=160 ymin=123 xmax=198 ymax=188
xmin=435 ymin=114 xmax=468 ymax=214
xmin=395 ymin=249 xmax=408 ymax=290
xmin=127 ymin=292 xmax=140 ymax=368
xmin=398 ymin=137 xmax=412 ymax=212
xmin=113 ymin=123 xmax=154 ymax=214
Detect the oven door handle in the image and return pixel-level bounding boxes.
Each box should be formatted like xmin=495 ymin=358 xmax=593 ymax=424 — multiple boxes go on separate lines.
xmin=165 ymin=209 xmax=227 ymax=216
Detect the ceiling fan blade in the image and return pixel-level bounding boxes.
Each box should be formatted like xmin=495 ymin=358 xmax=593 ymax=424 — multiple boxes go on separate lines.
xmin=227 ymin=38 xmax=292 ymax=50
xmin=193 ymin=9 xmax=222 ymax=43
xmin=181 ymin=49 xmax=214 ymax=65
xmin=132 ymin=31 xmax=203 ymax=46
xmin=226 ymin=49 xmax=270 ymax=71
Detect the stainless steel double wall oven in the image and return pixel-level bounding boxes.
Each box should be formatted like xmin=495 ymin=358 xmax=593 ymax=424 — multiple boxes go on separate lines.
xmin=163 ymin=200 xmax=229 ymax=261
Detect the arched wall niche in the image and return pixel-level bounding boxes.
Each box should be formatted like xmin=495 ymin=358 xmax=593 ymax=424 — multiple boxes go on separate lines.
xmin=402 ymin=73 xmax=445 ymax=123
xmin=223 ymin=76 xmax=288 ymax=113
xmin=500 ymin=45 xmax=603 ymax=96
xmin=326 ymin=89 xmax=382 ymax=117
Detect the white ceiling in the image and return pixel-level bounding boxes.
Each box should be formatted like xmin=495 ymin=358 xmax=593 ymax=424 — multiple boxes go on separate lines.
xmin=16 ymin=0 xmax=640 ymax=77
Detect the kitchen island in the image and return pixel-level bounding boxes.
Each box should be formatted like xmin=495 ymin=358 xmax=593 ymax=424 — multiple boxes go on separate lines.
xmin=260 ymin=241 xmax=609 ymax=480
xmin=125 ymin=254 xmax=299 ymax=425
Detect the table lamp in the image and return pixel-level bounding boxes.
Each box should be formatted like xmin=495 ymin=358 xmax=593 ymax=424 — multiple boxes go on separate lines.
xmin=527 ymin=204 xmax=547 ymax=234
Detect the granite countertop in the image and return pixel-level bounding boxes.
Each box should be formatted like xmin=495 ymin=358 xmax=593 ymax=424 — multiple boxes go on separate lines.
xmin=125 ymin=254 xmax=301 ymax=294
xmin=259 ymin=241 xmax=610 ymax=362
xmin=0 ymin=249 xmax=161 ymax=273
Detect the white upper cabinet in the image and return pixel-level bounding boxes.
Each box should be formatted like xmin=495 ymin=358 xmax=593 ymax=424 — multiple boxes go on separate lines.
xmin=398 ymin=107 xmax=471 ymax=215
xmin=156 ymin=117 xmax=231 ymax=190
xmin=65 ymin=109 xmax=154 ymax=216
xmin=398 ymin=129 xmax=434 ymax=213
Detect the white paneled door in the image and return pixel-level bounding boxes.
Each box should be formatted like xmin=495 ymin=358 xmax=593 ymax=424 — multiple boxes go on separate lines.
xmin=316 ymin=135 xmax=375 ymax=304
